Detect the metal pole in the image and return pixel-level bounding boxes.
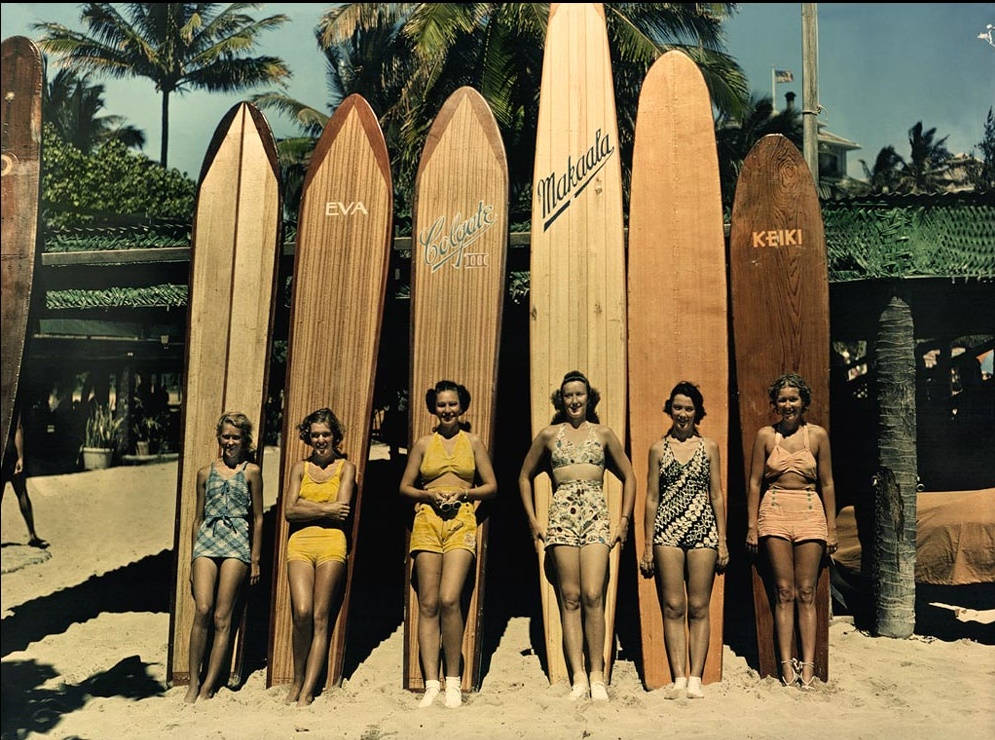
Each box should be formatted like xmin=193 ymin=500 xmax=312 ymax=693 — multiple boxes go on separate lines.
xmin=771 ymin=67 xmax=777 ymax=112
xmin=802 ymin=3 xmax=819 ymax=186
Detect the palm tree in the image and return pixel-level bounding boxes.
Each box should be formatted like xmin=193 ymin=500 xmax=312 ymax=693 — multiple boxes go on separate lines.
xmin=902 ymin=121 xmax=952 ymax=193
xmin=859 ymin=145 xmax=905 ymax=194
xmin=35 ymin=3 xmax=290 ymax=167
xmin=256 ymin=3 xmax=748 ymax=219
xmin=715 ymin=94 xmax=802 ymax=210
xmin=43 ymin=62 xmax=145 ymax=153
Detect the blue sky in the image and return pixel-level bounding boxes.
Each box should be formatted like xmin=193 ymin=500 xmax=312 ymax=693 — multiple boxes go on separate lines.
xmin=2 ymin=3 xmax=993 ymax=180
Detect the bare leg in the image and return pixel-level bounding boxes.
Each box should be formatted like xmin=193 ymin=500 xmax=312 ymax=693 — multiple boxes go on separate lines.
xmin=438 ymin=549 xmax=474 ymax=678
xmin=287 ymin=560 xmax=315 ymax=703
xmin=654 ymin=546 xmax=688 ymax=683
xmin=549 ymin=545 xmax=586 ymax=689
xmin=686 ymin=548 xmax=717 ymax=678
xmin=414 ymin=551 xmax=444 ymax=682
xmin=198 ymin=558 xmax=248 ymax=699
xmin=298 ymin=559 xmax=346 ymax=705
xmin=186 ymin=557 xmax=219 ymax=702
xmin=579 ymin=544 xmax=609 ymax=684
xmin=7 ymin=475 xmax=44 ymax=545
xmin=793 ymin=541 xmax=825 ymax=686
xmin=765 ymin=537 xmax=798 ymax=684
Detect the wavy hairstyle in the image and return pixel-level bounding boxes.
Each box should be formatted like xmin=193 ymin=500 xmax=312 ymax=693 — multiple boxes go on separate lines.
xmin=297 ymin=407 xmax=347 ymax=457
xmin=767 ymin=372 xmax=812 ymax=410
xmin=216 ymin=411 xmax=255 ymax=462
xmin=664 ymin=380 xmax=707 ymax=429
xmin=425 ymin=380 xmax=471 ymax=431
xmin=550 ymin=370 xmax=601 ymax=424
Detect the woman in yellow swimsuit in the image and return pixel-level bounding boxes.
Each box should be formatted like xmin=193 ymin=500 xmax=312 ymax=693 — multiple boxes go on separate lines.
xmin=284 ymin=408 xmax=356 ymax=706
xmin=745 ymin=373 xmax=837 ymax=688
xmin=399 ymin=380 xmax=498 ymax=708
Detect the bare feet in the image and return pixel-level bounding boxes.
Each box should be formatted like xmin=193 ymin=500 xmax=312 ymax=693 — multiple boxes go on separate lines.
xmin=297 ymin=693 xmax=314 ymax=707
xmin=28 ymin=536 xmax=48 ymax=549
xmin=183 ymin=684 xmax=199 ymax=703
xmin=285 ymin=683 xmax=302 ymax=704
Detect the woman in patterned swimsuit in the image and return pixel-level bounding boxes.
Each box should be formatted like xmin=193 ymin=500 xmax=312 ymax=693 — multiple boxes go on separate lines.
xmin=185 ymin=412 xmax=263 ymax=703
xmin=638 ymin=382 xmax=728 ymax=699
xmin=519 ymin=371 xmax=635 ymax=702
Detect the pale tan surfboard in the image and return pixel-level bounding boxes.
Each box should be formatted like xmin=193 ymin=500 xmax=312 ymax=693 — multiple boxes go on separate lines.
xmin=404 ymin=86 xmax=508 ymax=693
xmin=729 ymin=134 xmax=830 ymax=683
xmin=267 ymin=94 xmax=392 ymax=689
xmin=167 ymin=102 xmax=281 ymax=687
xmin=628 ymin=51 xmax=728 ymax=689
xmin=530 ymin=3 xmax=627 ymax=685
xmin=1 ymin=37 xmax=42 ymax=460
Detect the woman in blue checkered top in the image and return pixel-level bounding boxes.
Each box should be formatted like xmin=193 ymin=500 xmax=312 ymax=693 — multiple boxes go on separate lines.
xmin=185 ymin=411 xmax=264 ymax=703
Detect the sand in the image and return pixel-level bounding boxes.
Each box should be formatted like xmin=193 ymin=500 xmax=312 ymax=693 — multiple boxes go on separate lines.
xmin=2 ymin=448 xmax=993 ymax=739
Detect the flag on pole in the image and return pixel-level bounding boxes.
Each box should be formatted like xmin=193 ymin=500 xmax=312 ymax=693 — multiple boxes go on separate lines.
xmin=774 ymin=69 xmax=794 ymax=83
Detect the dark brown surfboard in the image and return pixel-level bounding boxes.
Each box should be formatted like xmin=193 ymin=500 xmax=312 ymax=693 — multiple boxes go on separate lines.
xmin=167 ymin=102 xmax=282 ymax=687
xmin=403 ymin=86 xmax=508 ymax=693
xmin=267 ymin=94 xmax=393 ymax=689
xmin=628 ymin=50 xmax=727 ymax=689
xmin=729 ymin=134 xmax=830 ymax=682
xmin=1 ymin=36 xmax=42 ymax=460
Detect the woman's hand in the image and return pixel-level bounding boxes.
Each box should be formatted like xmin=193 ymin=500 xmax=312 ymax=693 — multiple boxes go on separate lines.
xmin=826 ymin=530 xmax=838 ymax=555
xmin=529 ymin=520 xmax=545 ymax=551
xmin=611 ymin=515 xmax=631 ymax=547
xmin=250 ymin=561 xmax=260 ymax=585
xmin=745 ymin=526 xmax=759 ymax=556
xmin=639 ymin=546 xmax=655 ymax=577
xmin=326 ymin=502 xmax=351 ymax=521
xmin=717 ymin=540 xmax=730 ymax=571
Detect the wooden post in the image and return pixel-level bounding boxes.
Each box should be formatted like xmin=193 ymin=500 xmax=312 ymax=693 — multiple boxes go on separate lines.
xmin=802 ymin=3 xmax=820 ymax=185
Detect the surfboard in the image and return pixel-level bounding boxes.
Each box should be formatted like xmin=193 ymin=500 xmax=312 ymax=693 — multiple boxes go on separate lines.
xmin=0 ymin=36 xmax=42 ymax=462
xmin=628 ymin=50 xmax=727 ymax=689
xmin=403 ymin=86 xmax=508 ymax=693
xmin=729 ymin=134 xmax=830 ymax=682
xmin=266 ymin=94 xmax=392 ymax=689
xmin=530 ymin=3 xmax=627 ymax=685
xmin=167 ymin=102 xmax=281 ymax=688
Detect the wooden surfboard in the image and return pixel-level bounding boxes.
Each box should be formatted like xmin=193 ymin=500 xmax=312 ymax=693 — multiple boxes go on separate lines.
xmin=0 ymin=36 xmax=42 ymax=461
xmin=729 ymin=134 xmax=830 ymax=682
xmin=267 ymin=94 xmax=392 ymax=689
xmin=530 ymin=3 xmax=627 ymax=685
xmin=628 ymin=50 xmax=727 ymax=689
xmin=403 ymin=86 xmax=508 ymax=693
xmin=167 ymin=102 xmax=281 ymax=687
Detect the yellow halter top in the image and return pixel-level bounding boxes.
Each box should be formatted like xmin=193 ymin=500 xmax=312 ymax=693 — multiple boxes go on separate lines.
xmin=419 ymin=431 xmax=475 ymax=487
xmin=299 ymin=459 xmax=345 ymax=502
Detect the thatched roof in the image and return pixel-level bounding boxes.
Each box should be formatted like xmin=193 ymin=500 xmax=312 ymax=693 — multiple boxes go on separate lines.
xmin=45 ymin=284 xmax=187 ymax=310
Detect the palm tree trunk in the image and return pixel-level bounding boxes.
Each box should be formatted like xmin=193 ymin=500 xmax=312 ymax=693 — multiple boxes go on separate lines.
xmin=160 ymin=89 xmax=169 ymax=167
xmin=872 ymin=293 xmax=917 ymax=637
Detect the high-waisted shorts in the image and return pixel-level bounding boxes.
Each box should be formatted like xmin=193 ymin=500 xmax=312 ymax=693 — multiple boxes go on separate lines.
xmin=545 ymin=479 xmax=610 ymax=548
xmin=287 ymin=526 xmax=347 ymax=566
xmin=757 ymin=488 xmax=828 ymax=543
xmin=410 ymin=501 xmax=477 ymax=555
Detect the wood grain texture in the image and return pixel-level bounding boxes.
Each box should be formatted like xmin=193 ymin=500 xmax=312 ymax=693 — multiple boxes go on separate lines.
xmin=267 ymin=94 xmax=392 ymax=688
xmin=168 ymin=102 xmax=281 ymax=686
xmin=628 ymin=50 xmax=727 ymax=688
xmin=530 ymin=3 xmax=627 ymax=685
xmin=729 ymin=134 xmax=830 ymax=682
xmin=1 ymin=36 xmax=41 ymax=459
xmin=404 ymin=86 xmax=508 ymax=693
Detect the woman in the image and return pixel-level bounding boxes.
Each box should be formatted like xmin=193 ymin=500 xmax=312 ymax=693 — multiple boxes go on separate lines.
xmin=400 ymin=380 xmax=498 ymax=708
xmin=639 ymin=382 xmax=728 ymax=699
xmin=745 ymin=373 xmax=837 ymax=688
xmin=284 ymin=407 xmax=356 ymax=706
xmin=519 ymin=370 xmax=635 ymax=702
xmin=186 ymin=412 xmax=263 ymax=703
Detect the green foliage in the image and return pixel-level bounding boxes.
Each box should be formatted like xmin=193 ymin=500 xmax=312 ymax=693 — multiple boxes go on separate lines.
xmin=970 ymin=107 xmax=995 ymax=192
xmin=84 ymin=402 xmax=123 ymax=448
xmin=41 ymin=124 xmax=196 ymax=227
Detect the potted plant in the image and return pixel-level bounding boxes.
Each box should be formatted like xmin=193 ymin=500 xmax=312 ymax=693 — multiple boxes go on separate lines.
xmin=82 ymin=403 xmax=122 ymax=470
xmin=132 ymin=416 xmax=161 ymax=456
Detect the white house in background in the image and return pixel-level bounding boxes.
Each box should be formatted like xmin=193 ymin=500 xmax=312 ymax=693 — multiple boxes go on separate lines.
xmin=784 ymin=91 xmax=861 ymax=183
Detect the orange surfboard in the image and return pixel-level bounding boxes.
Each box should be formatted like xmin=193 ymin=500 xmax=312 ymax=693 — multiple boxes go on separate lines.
xmin=403 ymin=86 xmax=508 ymax=693
xmin=530 ymin=3 xmax=627 ymax=685
xmin=267 ymin=95 xmax=393 ymax=689
xmin=628 ymin=50 xmax=728 ymax=688
xmin=729 ymin=134 xmax=830 ymax=682
xmin=1 ymin=36 xmax=42 ymax=459
xmin=167 ymin=102 xmax=281 ymax=688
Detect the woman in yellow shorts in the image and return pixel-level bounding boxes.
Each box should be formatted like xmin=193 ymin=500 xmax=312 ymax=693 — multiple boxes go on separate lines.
xmin=284 ymin=408 xmax=355 ymax=706
xmin=399 ymin=380 xmax=498 ymax=708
